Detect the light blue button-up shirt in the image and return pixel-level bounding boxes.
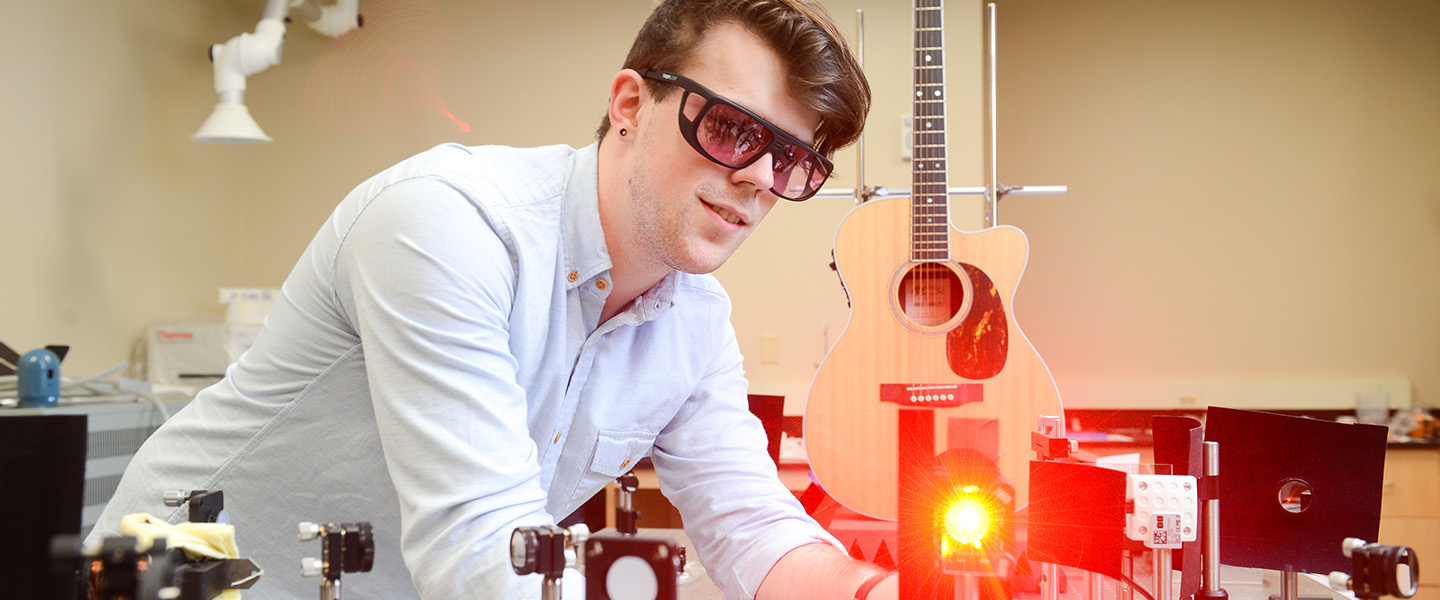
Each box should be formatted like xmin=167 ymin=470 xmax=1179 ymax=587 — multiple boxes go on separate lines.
xmin=92 ymin=143 xmax=837 ymax=599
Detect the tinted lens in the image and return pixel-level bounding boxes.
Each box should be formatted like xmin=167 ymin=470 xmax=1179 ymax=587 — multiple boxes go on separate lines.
xmin=696 ymin=101 xmax=773 ymax=166
xmin=773 ymin=145 xmax=829 ymax=199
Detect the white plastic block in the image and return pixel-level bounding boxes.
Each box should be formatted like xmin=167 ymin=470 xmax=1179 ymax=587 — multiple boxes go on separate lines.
xmin=1126 ymin=474 xmax=1198 ymax=547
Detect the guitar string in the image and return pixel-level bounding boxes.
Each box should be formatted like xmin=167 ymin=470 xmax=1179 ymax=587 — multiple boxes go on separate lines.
xmin=913 ymin=1 xmax=945 ymax=323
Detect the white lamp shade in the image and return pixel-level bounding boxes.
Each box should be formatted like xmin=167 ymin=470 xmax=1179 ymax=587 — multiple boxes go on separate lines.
xmin=192 ymin=102 xmax=272 ymax=144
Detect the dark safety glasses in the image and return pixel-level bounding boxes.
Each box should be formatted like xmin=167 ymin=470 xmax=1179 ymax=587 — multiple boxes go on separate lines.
xmin=637 ymin=69 xmax=833 ymax=201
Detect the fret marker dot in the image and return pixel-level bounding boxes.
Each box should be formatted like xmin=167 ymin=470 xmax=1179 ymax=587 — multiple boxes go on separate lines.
xmin=925 ymin=54 xmax=933 ymax=63
xmin=916 ymin=90 xmax=923 ymax=97
xmin=934 ymin=90 xmax=942 ymax=97
xmin=925 ymin=121 xmax=933 ymax=129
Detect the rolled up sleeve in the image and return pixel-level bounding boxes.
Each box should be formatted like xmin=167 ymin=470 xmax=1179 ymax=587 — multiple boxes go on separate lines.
xmin=649 ymin=330 xmax=841 ymax=600
xmin=335 ymin=177 xmax=552 ymax=598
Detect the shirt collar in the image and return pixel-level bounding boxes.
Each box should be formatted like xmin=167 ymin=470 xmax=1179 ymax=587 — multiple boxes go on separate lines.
xmin=561 ymin=143 xmax=610 ymax=291
xmin=559 ymin=143 xmax=675 ymax=322
xmin=634 ymin=272 xmax=679 ymax=320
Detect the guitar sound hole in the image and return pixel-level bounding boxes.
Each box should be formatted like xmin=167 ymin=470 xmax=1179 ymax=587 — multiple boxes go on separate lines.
xmin=897 ymin=262 xmax=965 ymax=328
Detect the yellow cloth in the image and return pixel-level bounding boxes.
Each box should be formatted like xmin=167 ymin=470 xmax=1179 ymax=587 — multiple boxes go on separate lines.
xmin=118 ymin=513 xmax=245 ymax=600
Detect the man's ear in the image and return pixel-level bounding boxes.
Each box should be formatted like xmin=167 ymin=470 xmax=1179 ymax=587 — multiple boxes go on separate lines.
xmin=607 ymin=69 xmax=646 ymax=137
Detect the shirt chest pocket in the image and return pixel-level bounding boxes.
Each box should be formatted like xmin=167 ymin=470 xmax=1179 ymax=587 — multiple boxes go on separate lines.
xmin=559 ymin=429 xmax=658 ymax=516
xmin=589 ymin=429 xmax=656 ymax=477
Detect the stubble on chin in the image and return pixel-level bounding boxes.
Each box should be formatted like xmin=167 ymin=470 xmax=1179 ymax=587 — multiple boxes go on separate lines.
xmin=626 ymin=160 xmax=748 ymax=276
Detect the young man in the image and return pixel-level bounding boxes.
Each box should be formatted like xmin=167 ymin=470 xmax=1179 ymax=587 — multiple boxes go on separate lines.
xmin=93 ymin=0 xmax=895 ymax=598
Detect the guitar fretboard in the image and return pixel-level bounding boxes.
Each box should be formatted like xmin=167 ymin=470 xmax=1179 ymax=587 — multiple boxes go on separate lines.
xmin=912 ymin=0 xmax=948 ymax=262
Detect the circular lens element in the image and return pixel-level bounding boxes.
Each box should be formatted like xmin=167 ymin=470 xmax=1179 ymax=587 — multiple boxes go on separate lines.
xmin=510 ymin=529 xmax=535 ymax=573
xmin=1393 ymin=547 xmax=1419 ymax=597
xmin=606 ymin=555 xmax=659 ymax=600
xmin=1397 ymin=563 xmax=1416 ymax=596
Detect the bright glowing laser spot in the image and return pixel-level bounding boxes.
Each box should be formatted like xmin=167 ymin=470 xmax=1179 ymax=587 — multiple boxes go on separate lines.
xmin=942 ymin=497 xmax=993 ymax=551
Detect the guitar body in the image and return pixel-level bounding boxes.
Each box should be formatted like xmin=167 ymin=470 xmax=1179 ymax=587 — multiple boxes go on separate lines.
xmin=804 ymin=195 xmax=1063 ymax=520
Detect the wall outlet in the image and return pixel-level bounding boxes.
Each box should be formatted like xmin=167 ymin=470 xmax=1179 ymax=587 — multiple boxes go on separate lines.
xmin=900 ymin=115 xmax=913 ymax=160
xmin=761 ymin=334 xmax=780 ymax=365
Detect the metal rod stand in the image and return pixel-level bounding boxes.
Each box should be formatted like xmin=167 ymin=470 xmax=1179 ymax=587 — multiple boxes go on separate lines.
xmin=1196 ymin=441 xmax=1228 ymax=600
xmin=1122 ymin=550 xmax=1135 ymax=600
xmin=1043 ymin=563 xmax=1060 ymax=600
xmin=1280 ymin=569 xmax=1299 ymax=600
xmin=1087 ymin=569 xmax=1104 ymax=600
xmin=1154 ymin=549 xmax=1173 ymax=600
xmin=957 ymin=573 xmax=976 ymax=600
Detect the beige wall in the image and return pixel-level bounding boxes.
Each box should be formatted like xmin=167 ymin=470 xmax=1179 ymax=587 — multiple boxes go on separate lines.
xmin=993 ymin=0 xmax=1439 ymax=410
xmin=1 ymin=1 xmax=255 ymax=375
xmin=4 ymin=0 xmax=1434 ymax=412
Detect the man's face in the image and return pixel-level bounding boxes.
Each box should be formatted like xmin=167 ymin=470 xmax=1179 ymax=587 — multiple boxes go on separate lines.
xmin=626 ymin=22 xmax=820 ymax=275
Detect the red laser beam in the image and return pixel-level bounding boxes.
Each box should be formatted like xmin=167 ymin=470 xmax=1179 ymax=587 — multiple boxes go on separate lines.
xmin=304 ymin=0 xmax=469 ymax=136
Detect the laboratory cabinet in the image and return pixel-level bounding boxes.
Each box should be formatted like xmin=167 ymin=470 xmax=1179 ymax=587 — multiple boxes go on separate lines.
xmin=1378 ymin=445 xmax=1439 ymax=600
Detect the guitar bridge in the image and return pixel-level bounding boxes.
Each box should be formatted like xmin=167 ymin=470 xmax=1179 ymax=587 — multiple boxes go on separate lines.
xmin=880 ymin=383 xmax=983 ymax=407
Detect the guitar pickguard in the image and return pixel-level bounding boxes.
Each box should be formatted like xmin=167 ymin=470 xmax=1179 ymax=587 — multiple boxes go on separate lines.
xmin=946 ymin=263 xmax=1008 ymax=380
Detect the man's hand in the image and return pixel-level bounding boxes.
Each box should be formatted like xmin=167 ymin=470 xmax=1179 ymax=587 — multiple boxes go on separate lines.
xmin=755 ymin=542 xmax=896 ymax=600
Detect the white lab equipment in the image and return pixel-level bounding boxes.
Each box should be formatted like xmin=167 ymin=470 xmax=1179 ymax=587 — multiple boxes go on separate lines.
xmin=193 ymin=0 xmax=360 ymax=143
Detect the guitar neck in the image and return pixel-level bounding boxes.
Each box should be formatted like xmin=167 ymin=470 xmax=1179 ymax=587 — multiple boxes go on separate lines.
xmin=912 ymin=0 xmax=949 ymax=263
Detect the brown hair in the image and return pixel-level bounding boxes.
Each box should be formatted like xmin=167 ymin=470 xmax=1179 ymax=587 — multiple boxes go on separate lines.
xmin=597 ymin=0 xmax=870 ymax=158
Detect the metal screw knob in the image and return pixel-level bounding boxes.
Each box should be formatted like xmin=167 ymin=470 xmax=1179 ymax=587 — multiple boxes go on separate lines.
xmin=163 ymin=490 xmax=188 ymax=507
xmin=298 ymin=522 xmax=322 ymax=541
xmin=1341 ymin=537 xmax=1368 ymax=557
xmin=1328 ymin=571 xmax=1352 ymax=592
xmin=301 ymin=556 xmax=323 ymax=578
xmin=566 ymin=523 xmax=590 ymax=547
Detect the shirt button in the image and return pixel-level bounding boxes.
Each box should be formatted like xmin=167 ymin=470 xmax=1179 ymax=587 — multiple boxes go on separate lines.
xmin=553 ymin=432 xmax=562 ymax=444
xmin=620 ymin=457 xmax=631 ymax=469
xmin=567 ymin=271 xmax=579 ymax=283
xmin=596 ymin=279 xmax=608 ymax=290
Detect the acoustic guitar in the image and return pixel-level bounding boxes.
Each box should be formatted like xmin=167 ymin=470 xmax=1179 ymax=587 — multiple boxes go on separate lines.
xmin=803 ymin=0 xmax=1063 ymax=521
